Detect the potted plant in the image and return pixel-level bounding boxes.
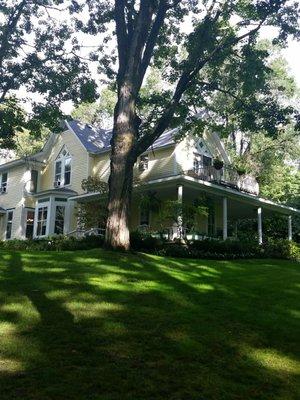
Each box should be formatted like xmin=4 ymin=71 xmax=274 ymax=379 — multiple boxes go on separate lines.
xmin=213 ymin=158 xmax=224 ymax=170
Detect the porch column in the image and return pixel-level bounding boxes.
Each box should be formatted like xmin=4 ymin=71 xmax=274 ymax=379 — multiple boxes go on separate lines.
xmin=288 ymin=215 xmax=292 ymax=241
xmin=223 ymin=197 xmax=228 ymax=240
xmin=177 ymin=184 xmax=183 ymax=239
xmin=257 ymin=207 xmax=263 ymax=245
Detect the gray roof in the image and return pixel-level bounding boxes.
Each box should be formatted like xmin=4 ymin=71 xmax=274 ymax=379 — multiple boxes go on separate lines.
xmin=65 ymin=119 xmax=175 ymax=154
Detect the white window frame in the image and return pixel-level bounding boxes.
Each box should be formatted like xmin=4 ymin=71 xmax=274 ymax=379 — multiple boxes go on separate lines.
xmin=54 ymin=147 xmax=72 ymax=187
xmin=34 ymin=202 xmax=50 ymax=238
xmin=54 ymin=204 xmax=66 ymax=235
xmin=0 ymin=172 xmax=8 ymax=194
xmin=6 ymin=210 xmax=13 ymax=239
xmin=25 ymin=208 xmax=35 ymax=239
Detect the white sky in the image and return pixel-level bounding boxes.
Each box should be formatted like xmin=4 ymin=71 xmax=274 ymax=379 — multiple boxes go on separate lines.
xmin=13 ymin=9 xmax=300 ymax=115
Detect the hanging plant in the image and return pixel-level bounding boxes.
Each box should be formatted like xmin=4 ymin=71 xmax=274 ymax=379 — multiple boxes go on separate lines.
xmin=237 ymin=167 xmax=247 ymax=176
xmin=213 ymin=158 xmax=224 ymax=170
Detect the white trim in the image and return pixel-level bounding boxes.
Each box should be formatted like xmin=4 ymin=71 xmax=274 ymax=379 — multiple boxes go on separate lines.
xmin=288 ymin=215 xmax=292 ymax=241
xmin=258 ymin=207 xmax=263 ymax=245
xmin=223 ymin=197 xmax=228 ymax=240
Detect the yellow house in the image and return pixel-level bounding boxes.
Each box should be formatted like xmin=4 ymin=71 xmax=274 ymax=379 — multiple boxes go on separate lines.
xmin=0 ymin=119 xmax=299 ymax=242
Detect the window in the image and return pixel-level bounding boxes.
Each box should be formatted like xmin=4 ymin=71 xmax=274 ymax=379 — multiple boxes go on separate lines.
xmin=36 ymin=206 xmax=48 ymax=236
xmin=1 ymin=172 xmax=8 ymax=194
xmin=139 ymin=154 xmax=149 ymax=171
xmin=203 ymin=155 xmax=212 ymax=167
xmin=140 ymin=208 xmax=150 ymax=226
xmin=25 ymin=210 xmax=35 ymax=239
xmin=54 ymin=205 xmax=65 ymax=235
xmin=193 ymin=153 xmax=202 ymax=174
xmin=30 ymin=170 xmax=38 ymax=193
xmin=54 ymin=147 xmax=71 ymax=187
xmin=6 ymin=211 xmax=13 ymax=239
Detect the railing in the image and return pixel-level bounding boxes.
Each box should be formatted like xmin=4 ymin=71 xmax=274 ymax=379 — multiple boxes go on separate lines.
xmin=66 ymin=227 xmax=105 ymax=238
xmin=186 ymin=166 xmax=259 ymax=195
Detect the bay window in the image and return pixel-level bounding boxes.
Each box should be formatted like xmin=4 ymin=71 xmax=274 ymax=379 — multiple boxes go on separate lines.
xmin=54 ymin=205 xmax=65 ymax=234
xmin=25 ymin=210 xmax=35 ymax=239
xmin=6 ymin=211 xmax=13 ymax=239
xmin=36 ymin=206 xmax=48 ymax=236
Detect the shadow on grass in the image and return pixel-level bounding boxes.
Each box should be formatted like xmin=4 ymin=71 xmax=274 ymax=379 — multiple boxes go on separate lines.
xmin=0 ymin=250 xmax=299 ymax=400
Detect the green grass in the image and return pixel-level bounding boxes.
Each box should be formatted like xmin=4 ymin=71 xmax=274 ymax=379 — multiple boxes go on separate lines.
xmin=0 ymin=250 xmax=299 ymax=400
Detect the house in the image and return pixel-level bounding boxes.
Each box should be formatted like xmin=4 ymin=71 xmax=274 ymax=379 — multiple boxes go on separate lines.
xmin=0 ymin=119 xmax=299 ymax=243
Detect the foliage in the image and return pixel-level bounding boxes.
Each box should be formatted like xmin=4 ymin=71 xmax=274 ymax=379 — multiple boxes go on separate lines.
xmin=130 ymin=231 xmax=164 ymax=252
xmin=263 ymin=238 xmax=300 ymax=260
xmin=11 ymin=127 xmax=50 ymax=158
xmin=72 ymin=88 xmax=117 ymax=129
xmin=0 ymin=0 xmax=97 ymax=147
xmin=154 ymin=198 xmax=208 ymax=232
xmin=81 ymin=176 xmax=108 ymax=193
xmin=77 ymin=202 xmax=107 ymax=231
xmin=158 ymin=238 xmax=299 ymax=261
xmin=0 ymin=235 xmax=104 ymax=252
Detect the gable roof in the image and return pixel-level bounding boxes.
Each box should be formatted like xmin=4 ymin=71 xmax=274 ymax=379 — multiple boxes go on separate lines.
xmin=65 ymin=119 xmax=175 ymax=154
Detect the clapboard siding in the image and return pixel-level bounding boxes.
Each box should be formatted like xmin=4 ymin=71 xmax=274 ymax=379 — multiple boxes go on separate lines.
xmin=40 ymin=130 xmax=88 ymax=194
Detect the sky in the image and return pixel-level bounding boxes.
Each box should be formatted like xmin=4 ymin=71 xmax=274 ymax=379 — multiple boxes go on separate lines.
xmin=12 ymin=7 xmax=300 ymax=115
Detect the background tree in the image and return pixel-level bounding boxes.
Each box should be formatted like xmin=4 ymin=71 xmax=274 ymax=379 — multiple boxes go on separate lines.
xmin=79 ymin=0 xmax=299 ymax=250
xmin=0 ymin=0 xmax=97 ymax=148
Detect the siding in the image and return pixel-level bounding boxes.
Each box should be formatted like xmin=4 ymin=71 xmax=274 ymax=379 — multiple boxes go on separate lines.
xmin=134 ymin=146 xmax=176 ymax=182
xmin=39 ymin=130 xmax=89 ymax=194
xmin=92 ymin=153 xmax=110 ymax=182
xmin=0 ymin=165 xmax=33 ymax=239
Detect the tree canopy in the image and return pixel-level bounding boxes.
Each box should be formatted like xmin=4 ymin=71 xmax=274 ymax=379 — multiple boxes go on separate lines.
xmin=0 ymin=0 xmax=97 ymax=147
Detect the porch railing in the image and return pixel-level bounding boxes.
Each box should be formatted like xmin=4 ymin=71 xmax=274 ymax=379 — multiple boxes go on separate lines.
xmin=186 ymin=166 xmax=259 ymax=195
xmin=66 ymin=227 xmax=105 ymax=238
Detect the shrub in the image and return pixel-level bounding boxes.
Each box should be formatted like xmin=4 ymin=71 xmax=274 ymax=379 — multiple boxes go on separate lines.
xmin=263 ymin=239 xmax=300 ymax=260
xmin=0 ymin=235 xmax=104 ymax=252
xmin=130 ymin=230 xmax=164 ymax=251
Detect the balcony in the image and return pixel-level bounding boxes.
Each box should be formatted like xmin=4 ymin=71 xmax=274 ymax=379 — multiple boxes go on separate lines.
xmin=186 ymin=165 xmax=259 ymax=195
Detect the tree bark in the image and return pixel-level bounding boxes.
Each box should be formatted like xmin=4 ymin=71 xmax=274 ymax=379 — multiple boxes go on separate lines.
xmin=105 ymin=81 xmax=137 ymax=250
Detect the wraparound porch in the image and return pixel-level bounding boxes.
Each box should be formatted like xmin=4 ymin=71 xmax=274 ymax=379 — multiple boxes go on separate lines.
xmin=68 ymin=175 xmax=300 ymax=243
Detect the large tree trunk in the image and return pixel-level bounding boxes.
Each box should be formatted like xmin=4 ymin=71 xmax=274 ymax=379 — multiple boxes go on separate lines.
xmin=105 ymin=82 xmax=137 ymax=250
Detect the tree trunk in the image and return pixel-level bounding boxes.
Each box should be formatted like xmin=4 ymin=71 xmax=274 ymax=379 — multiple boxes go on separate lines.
xmin=105 ymin=156 xmax=134 ymax=250
xmin=105 ymin=81 xmax=137 ymax=250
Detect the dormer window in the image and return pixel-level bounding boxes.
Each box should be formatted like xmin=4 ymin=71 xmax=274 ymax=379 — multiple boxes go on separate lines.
xmin=0 ymin=172 xmax=8 ymax=194
xmin=54 ymin=147 xmax=71 ymax=187
xmin=139 ymin=154 xmax=149 ymax=171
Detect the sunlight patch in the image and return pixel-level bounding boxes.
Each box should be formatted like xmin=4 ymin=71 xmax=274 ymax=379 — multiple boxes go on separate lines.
xmin=195 ymin=283 xmax=215 ymax=291
xmin=0 ymin=358 xmax=24 ymax=374
xmin=246 ymin=347 xmax=300 ymax=374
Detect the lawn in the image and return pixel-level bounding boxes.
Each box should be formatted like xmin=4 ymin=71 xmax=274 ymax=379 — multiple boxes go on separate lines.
xmin=0 ymin=250 xmax=299 ymax=400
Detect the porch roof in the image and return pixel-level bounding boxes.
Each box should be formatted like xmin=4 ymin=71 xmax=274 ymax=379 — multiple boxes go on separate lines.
xmin=68 ymin=174 xmax=300 ymax=216
xmin=33 ymin=188 xmax=78 ymax=198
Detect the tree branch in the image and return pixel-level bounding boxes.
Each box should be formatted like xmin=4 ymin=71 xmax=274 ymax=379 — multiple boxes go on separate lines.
xmin=137 ymin=0 xmax=168 ymax=90
xmin=115 ymin=0 xmax=129 ymax=81
xmin=134 ymin=13 xmax=270 ymax=155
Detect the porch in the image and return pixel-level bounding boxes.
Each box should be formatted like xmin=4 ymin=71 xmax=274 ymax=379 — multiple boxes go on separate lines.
xmin=68 ymin=174 xmax=299 ymax=243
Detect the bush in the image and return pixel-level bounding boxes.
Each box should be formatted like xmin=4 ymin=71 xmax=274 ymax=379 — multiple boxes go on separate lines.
xmin=263 ymin=239 xmax=300 ymax=260
xmin=130 ymin=231 xmax=164 ymax=252
xmin=0 ymin=235 xmax=104 ymax=252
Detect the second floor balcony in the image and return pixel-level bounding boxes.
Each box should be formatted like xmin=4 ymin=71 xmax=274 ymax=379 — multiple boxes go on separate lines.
xmin=186 ymin=165 xmax=259 ymax=195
